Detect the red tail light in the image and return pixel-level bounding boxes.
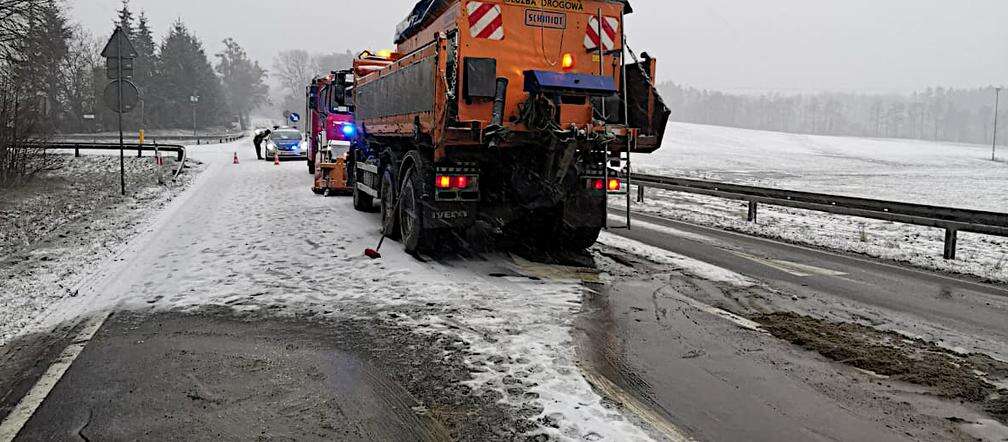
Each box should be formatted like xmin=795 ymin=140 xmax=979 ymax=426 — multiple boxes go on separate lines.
xmin=593 ymin=179 xmax=605 ymax=190
xmin=436 ymin=175 xmax=474 ymax=190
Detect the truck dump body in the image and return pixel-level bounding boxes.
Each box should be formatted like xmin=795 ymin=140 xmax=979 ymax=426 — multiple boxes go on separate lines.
xmin=355 ymin=0 xmax=667 ymax=152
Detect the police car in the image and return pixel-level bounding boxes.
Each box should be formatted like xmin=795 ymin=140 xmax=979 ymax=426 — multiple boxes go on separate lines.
xmin=264 ymin=127 xmax=308 ymax=160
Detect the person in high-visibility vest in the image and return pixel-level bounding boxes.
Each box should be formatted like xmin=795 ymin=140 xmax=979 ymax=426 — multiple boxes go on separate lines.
xmin=252 ymin=129 xmax=271 ymax=160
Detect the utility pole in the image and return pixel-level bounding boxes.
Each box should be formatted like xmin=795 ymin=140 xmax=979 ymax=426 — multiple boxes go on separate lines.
xmin=994 ymin=87 xmax=1002 ymax=162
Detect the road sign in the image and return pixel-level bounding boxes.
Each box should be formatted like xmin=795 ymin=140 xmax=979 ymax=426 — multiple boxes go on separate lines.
xmin=289 ymin=112 xmax=301 ymax=123
xmin=105 ymin=57 xmax=134 ymax=80
xmin=103 ymin=79 xmax=140 ymax=113
xmin=101 ymin=28 xmax=138 ymax=59
xmin=102 ymin=27 xmax=140 ymax=196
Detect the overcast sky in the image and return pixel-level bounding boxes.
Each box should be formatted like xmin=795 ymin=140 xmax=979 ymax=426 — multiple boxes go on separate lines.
xmin=71 ymin=0 xmax=1008 ymax=94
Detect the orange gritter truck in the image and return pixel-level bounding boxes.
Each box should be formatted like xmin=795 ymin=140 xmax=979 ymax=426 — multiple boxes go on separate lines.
xmin=350 ymin=0 xmax=669 ymax=252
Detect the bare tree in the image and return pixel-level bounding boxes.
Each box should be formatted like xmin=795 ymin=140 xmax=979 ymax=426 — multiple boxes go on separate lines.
xmin=0 ymin=0 xmax=63 ymax=187
xmin=61 ymin=26 xmax=100 ymax=133
xmin=272 ymin=50 xmax=312 ymax=103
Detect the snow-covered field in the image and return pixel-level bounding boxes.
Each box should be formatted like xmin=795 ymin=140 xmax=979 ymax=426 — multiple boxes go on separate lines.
xmin=631 ymin=123 xmax=1008 ymax=282
xmin=0 ymin=154 xmax=199 ymax=346
xmin=641 ymin=122 xmax=1008 ymax=211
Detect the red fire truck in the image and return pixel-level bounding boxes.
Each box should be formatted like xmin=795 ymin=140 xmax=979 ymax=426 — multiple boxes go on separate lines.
xmin=306 ymin=70 xmax=359 ymax=196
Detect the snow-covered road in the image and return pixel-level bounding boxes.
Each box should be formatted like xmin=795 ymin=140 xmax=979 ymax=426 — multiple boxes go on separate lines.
xmin=27 ymin=141 xmax=657 ymax=441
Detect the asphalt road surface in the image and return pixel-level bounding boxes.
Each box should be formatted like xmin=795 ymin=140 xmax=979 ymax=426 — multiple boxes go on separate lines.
xmin=582 ymin=209 xmax=1008 ymax=441
xmin=2 ymin=139 xmax=1007 ymax=441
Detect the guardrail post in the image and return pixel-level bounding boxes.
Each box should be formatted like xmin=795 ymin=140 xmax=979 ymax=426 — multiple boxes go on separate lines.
xmin=637 ymin=184 xmax=645 ymax=203
xmin=747 ymin=201 xmax=759 ymax=223
xmin=943 ymin=229 xmax=958 ymax=260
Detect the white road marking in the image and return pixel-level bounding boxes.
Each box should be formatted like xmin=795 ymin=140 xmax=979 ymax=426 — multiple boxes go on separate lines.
xmin=730 ymin=251 xmax=848 ymax=277
xmin=0 ymin=312 xmax=110 ymax=442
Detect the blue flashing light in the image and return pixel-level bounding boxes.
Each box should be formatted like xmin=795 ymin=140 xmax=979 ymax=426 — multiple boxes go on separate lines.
xmin=341 ymin=124 xmax=356 ymax=137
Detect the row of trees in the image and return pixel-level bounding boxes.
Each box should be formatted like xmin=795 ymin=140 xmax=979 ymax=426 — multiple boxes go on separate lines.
xmin=4 ymin=0 xmax=269 ymax=135
xmin=0 ymin=0 xmax=271 ymax=185
xmin=659 ymin=83 xmax=1007 ymax=146
xmin=97 ymin=2 xmax=268 ymax=132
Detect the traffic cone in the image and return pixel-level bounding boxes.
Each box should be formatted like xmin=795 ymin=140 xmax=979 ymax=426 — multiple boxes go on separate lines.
xmin=274 ymin=152 xmax=280 ymax=166
xmin=233 ymin=152 xmax=240 ymax=165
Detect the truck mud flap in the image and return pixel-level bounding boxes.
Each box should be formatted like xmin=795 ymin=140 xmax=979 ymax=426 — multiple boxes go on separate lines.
xmin=424 ymin=202 xmax=476 ymax=230
xmin=564 ymin=190 xmax=606 ymax=229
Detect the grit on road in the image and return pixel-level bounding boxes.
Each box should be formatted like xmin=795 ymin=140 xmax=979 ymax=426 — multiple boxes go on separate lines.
xmin=0 ymin=141 xmax=655 ymax=441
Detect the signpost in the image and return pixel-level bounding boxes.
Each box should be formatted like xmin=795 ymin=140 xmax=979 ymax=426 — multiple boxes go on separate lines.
xmin=101 ymin=27 xmax=139 ymax=196
xmin=994 ymin=87 xmax=1002 ymax=162
xmin=190 ymin=95 xmax=199 ymax=138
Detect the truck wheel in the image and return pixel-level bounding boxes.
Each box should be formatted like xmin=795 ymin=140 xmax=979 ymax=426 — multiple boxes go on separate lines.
xmin=380 ymin=169 xmax=401 ymax=240
xmin=399 ymin=167 xmax=425 ymax=253
xmin=312 ymin=187 xmax=324 ymax=195
xmin=353 ymin=183 xmax=375 ymax=212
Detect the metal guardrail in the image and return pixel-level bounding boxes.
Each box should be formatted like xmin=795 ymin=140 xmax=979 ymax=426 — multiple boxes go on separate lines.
xmin=27 ymin=142 xmax=188 ymax=180
xmin=54 ymin=132 xmax=246 ymax=146
xmin=631 ymin=172 xmax=1008 ymax=260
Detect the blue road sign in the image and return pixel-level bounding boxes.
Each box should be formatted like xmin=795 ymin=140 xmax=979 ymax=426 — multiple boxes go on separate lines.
xmin=289 ymin=112 xmax=301 ymax=123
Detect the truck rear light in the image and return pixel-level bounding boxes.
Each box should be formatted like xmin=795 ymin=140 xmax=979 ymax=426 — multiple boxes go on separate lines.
xmin=589 ymin=178 xmax=621 ymax=191
xmin=436 ymin=175 xmax=474 ymax=190
xmin=561 ymin=53 xmax=574 ymax=71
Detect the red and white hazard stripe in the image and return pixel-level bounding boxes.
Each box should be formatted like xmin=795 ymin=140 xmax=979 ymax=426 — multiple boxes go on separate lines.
xmin=584 ymin=16 xmax=620 ymax=51
xmin=467 ymin=2 xmax=504 ymax=40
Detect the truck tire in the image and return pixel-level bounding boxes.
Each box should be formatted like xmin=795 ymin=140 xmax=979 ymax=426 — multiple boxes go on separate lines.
xmin=380 ymin=169 xmax=401 ymax=240
xmin=399 ymin=166 xmax=430 ymax=253
xmin=353 ymin=183 xmax=375 ymax=212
